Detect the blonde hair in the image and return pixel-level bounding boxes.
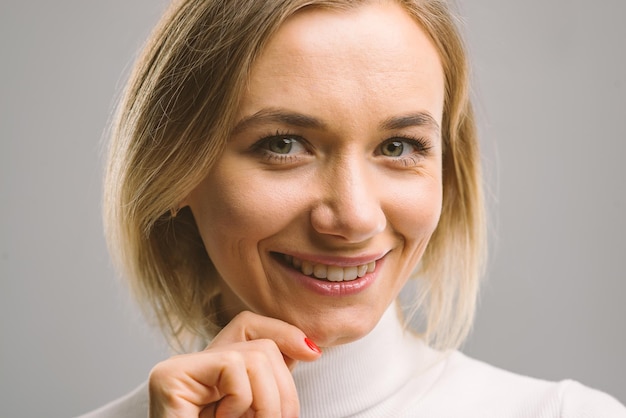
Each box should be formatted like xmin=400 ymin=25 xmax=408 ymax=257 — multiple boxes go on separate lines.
xmin=104 ymin=0 xmax=485 ymax=351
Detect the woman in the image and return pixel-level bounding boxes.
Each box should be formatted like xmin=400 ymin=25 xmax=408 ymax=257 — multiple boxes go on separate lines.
xmin=83 ymin=0 xmax=626 ymax=416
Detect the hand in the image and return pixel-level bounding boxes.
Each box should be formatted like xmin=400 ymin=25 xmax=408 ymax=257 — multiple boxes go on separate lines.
xmin=148 ymin=311 xmax=322 ymax=418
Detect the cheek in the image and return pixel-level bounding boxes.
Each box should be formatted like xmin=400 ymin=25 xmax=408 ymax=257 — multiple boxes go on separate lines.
xmin=384 ymin=178 xmax=442 ymax=283
xmin=190 ymin=167 xmax=306 ymax=255
xmin=385 ymin=176 xmax=443 ymax=241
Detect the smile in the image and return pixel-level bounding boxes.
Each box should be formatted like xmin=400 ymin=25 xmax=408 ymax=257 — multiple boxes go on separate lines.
xmin=282 ymin=254 xmax=376 ymax=282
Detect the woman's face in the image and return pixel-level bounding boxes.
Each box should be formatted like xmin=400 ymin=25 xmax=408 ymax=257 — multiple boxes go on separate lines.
xmin=187 ymin=2 xmax=444 ymax=347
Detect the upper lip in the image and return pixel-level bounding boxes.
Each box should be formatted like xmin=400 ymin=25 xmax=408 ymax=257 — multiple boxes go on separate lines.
xmin=271 ymin=250 xmax=389 ymax=267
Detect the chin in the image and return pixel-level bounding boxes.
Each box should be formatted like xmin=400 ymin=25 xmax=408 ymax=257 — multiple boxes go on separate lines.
xmin=287 ymin=305 xmax=385 ymax=348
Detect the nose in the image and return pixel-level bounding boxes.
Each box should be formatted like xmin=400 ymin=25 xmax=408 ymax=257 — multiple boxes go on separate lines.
xmin=310 ymin=156 xmax=386 ymax=243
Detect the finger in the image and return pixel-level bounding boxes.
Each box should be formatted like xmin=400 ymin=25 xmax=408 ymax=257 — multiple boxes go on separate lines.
xmin=199 ymin=403 xmax=216 ymax=418
xmin=241 ymin=350 xmax=282 ymax=418
xmin=211 ymin=311 xmax=322 ymax=363
xmin=149 ymin=351 xmax=253 ymax=417
xmin=248 ymin=339 xmax=301 ymax=417
xmin=207 ymin=339 xmax=300 ymax=417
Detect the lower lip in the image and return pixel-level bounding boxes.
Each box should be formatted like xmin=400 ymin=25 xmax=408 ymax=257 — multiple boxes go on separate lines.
xmin=278 ymin=256 xmax=384 ymax=297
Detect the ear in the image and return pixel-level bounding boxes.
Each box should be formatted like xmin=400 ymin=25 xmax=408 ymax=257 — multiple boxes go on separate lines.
xmin=171 ymin=196 xmax=190 ymax=218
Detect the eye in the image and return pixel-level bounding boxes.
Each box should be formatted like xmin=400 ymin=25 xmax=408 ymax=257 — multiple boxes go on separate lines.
xmin=266 ymin=136 xmax=305 ymax=154
xmin=380 ymin=140 xmax=407 ymax=157
xmin=377 ymin=136 xmax=433 ymax=167
xmin=379 ymin=137 xmax=430 ymax=157
xmin=250 ymin=131 xmax=311 ymax=165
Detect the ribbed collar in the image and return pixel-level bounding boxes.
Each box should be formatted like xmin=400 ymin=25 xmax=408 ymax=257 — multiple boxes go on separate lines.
xmin=292 ymin=302 xmax=447 ymax=417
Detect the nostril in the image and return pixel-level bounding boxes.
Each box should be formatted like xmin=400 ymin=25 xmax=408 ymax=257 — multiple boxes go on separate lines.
xmin=310 ymin=201 xmax=386 ymax=243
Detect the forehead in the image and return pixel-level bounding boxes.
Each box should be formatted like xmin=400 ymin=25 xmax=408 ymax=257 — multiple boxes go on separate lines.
xmin=274 ymin=4 xmax=438 ymax=65
xmin=240 ymin=2 xmax=445 ymax=124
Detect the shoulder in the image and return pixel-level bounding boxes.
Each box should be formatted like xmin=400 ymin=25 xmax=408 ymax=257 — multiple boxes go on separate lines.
xmin=74 ymin=382 xmax=148 ymax=418
xmin=559 ymin=379 xmax=626 ymax=418
xmin=413 ymin=351 xmax=626 ymax=417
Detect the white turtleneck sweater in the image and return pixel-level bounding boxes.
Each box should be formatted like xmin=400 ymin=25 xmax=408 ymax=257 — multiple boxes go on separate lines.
xmin=78 ymin=305 xmax=626 ymax=417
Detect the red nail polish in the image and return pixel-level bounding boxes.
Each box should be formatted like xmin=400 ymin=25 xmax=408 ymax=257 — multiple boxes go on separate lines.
xmin=304 ymin=337 xmax=321 ymax=354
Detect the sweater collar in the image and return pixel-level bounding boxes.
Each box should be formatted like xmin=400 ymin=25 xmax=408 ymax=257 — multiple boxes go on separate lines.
xmin=292 ymin=301 xmax=445 ymax=417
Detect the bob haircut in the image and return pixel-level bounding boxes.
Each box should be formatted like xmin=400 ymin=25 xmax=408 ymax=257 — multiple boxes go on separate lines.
xmin=104 ymin=0 xmax=485 ymax=351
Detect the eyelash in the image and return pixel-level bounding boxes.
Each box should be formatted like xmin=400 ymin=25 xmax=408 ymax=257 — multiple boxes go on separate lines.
xmin=250 ymin=130 xmax=433 ymax=167
xmin=378 ymin=136 xmax=433 ymax=167
xmin=251 ymin=130 xmax=310 ymax=164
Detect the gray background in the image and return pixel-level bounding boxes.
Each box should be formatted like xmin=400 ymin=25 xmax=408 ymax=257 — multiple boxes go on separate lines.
xmin=1 ymin=1 xmax=624 ymax=416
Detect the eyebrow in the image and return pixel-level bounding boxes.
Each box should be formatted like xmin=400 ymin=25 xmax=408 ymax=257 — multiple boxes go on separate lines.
xmin=232 ymin=108 xmax=440 ymax=135
xmin=380 ymin=112 xmax=441 ymax=134
xmin=232 ymin=108 xmax=327 ymax=134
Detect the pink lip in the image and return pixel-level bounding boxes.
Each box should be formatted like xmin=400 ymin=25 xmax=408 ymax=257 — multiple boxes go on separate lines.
xmin=273 ymin=251 xmax=387 ymax=297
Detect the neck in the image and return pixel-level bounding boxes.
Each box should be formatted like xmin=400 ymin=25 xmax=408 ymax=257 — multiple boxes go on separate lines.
xmin=292 ymin=301 xmax=445 ymax=417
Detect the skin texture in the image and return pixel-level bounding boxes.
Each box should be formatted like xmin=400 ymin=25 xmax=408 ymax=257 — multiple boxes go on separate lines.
xmin=151 ymin=2 xmax=445 ymax=416
xmin=189 ymin=2 xmax=444 ymax=346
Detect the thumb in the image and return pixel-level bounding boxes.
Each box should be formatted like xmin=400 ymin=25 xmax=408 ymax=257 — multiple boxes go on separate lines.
xmin=285 ymin=337 xmax=322 ymax=371
xmin=210 ymin=311 xmax=322 ymax=363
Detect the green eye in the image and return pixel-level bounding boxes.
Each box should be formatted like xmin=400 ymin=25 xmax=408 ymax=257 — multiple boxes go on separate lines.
xmin=268 ymin=137 xmax=297 ymax=154
xmin=252 ymin=132 xmax=309 ymax=165
xmin=381 ymin=140 xmax=404 ymax=157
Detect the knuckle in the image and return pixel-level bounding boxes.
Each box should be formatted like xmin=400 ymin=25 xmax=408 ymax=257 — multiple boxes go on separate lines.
xmin=245 ymin=349 xmax=270 ymax=365
xmin=219 ymin=349 xmax=246 ymax=366
xmin=148 ymin=361 xmax=181 ymax=402
xmin=254 ymin=338 xmax=279 ymax=352
xmin=228 ymin=310 xmax=259 ymax=339
xmin=148 ymin=360 xmax=174 ymax=383
xmin=232 ymin=310 xmax=256 ymax=323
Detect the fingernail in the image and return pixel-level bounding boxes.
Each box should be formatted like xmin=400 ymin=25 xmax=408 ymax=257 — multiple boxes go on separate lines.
xmin=304 ymin=337 xmax=321 ymax=354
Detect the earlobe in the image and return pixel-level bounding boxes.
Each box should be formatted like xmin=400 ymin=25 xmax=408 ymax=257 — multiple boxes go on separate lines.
xmin=171 ymin=197 xmax=191 ymax=218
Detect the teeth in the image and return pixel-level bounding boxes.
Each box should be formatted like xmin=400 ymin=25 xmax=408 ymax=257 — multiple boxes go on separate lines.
xmin=327 ymin=266 xmax=343 ymax=282
xmin=313 ymin=264 xmax=327 ymax=279
xmin=285 ymin=255 xmax=377 ymax=282
xmin=344 ymin=266 xmax=358 ymax=281
xmin=357 ymin=264 xmax=368 ymax=277
xmin=302 ymin=260 xmax=313 ymax=276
